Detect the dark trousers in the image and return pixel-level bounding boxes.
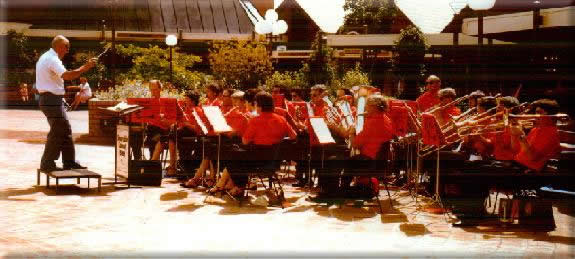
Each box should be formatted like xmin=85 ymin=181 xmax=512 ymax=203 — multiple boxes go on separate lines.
xmin=39 ymin=93 xmax=75 ymax=168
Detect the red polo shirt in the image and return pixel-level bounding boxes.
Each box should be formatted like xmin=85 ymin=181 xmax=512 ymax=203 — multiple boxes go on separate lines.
xmin=353 ymin=112 xmax=395 ymax=159
xmin=203 ymin=97 xmax=222 ymax=107
xmin=243 ymin=112 xmax=297 ymax=145
xmin=440 ymin=105 xmax=461 ymax=126
xmin=224 ymin=107 xmax=249 ymax=137
xmin=514 ymin=125 xmax=561 ymax=171
xmin=417 ymin=91 xmax=440 ymax=112
xmin=487 ymin=128 xmax=519 ymax=161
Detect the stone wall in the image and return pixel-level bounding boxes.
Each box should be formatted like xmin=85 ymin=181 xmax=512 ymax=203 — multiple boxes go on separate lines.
xmin=88 ymin=99 xmax=121 ymax=141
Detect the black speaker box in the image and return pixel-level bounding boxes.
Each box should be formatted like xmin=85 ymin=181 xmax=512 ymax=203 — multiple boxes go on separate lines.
xmin=129 ymin=160 xmax=162 ymax=186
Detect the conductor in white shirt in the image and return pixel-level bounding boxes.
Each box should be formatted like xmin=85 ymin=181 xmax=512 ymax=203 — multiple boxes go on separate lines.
xmin=36 ymin=35 xmax=97 ymax=172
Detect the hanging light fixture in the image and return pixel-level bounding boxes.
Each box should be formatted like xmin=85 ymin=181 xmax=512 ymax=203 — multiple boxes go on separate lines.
xmin=468 ymin=0 xmax=496 ymax=10
xmin=450 ymin=0 xmax=468 ymax=14
xmin=255 ymin=9 xmax=288 ymax=36
xmin=396 ymin=0 xmax=455 ymax=34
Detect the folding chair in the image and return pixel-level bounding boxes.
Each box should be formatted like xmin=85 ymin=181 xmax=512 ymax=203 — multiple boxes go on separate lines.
xmin=342 ymin=142 xmax=394 ymax=214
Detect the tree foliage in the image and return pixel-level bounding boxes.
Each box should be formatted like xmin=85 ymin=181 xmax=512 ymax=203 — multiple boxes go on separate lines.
xmin=332 ymin=63 xmax=371 ymax=91
xmin=393 ymin=25 xmax=429 ymax=99
xmin=264 ymin=70 xmax=307 ymax=91
xmin=70 ymin=51 xmax=107 ymax=89
xmin=303 ymin=32 xmax=337 ymax=87
xmin=343 ymin=0 xmax=398 ymax=34
xmin=114 ymin=43 xmax=205 ymax=91
xmin=208 ymin=40 xmax=272 ymax=89
xmin=2 ymin=30 xmax=37 ymax=85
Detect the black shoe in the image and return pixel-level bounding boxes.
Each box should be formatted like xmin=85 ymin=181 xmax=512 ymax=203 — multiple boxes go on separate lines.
xmin=63 ymin=163 xmax=87 ymax=170
xmin=40 ymin=166 xmax=63 ymax=173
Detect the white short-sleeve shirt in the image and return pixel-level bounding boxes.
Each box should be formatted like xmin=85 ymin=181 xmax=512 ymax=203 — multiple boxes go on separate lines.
xmin=35 ymin=49 xmax=67 ymax=95
xmin=78 ymin=82 xmax=92 ymax=98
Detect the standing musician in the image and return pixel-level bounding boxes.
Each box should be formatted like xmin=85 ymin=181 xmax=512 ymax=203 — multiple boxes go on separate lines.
xmin=36 ymin=35 xmax=97 ymax=172
xmin=208 ymin=92 xmax=297 ymax=196
xmin=417 ymin=75 xmax=441 ymax=112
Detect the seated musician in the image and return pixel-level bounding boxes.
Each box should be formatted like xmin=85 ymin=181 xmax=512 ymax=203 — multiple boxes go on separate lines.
xmin=340 ymin=94 xmax=395 ymax=199
xmin=417 ymin=75 xmax=441 ymax=112
xmin=467 ymin=90 xmax=485 ymax=112
xmin=131 ymin=80 xmax=178 ymax=175
xmin=459 ymin=96 xmax=497 ymax=158
xmin=486 ymin=96 xmax=521 ymax=161
xmin=244 ymin=88 xmax=261 ymax=118
xmin=437 ymin=88 xmax=461 ymax=127
xmin=510 ymin=99 xmax=561 ymax=172
xmin=208 ymin=92 xmax=297 ymax=196
xmin=292 ymin=84 xmax=329 ymax=187
xmin=220 ymin=88 xmax=234 ymax=114
xmin=203 ymin=82 xmax=223 ymax=106
xmin=174 ymin=90 xmax=204 ymax=177
xmin=182 ymin=90 xmax=250 ymax=188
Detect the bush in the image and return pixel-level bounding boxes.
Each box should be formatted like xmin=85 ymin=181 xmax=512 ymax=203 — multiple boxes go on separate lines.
xmin=264 ymin=71 xmax=307 ymax=91
xmin=208 ymin=40 xmax=272 ymax=89
xmin=114 ymin=43 xmax=203 ymax=91
xmin=331 ymin=63 xmax=371 ymax=91
xmin=94 ymin=80 xmax=183 ymax=101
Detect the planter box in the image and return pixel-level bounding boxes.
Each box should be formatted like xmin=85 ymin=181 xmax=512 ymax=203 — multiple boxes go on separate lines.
xmin=88 ymin=99 xmax=121 ymax=140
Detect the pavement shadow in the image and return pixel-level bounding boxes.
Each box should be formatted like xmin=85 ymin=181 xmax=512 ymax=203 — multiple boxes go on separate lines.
xmin=160 ymin=191 xmax=188 ymax=201
xmin=0 ymin=184 xmax=124 ymax=199
xmin=399 ymin=223 xmax=430 ymax=237
xmin=464 ymin=226 xmax=575 ymax=245
xmin=166 ymin=203 xmax=202 ymax=213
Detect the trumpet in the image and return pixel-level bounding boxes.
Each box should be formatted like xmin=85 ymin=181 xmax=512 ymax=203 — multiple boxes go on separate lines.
xmin=424 ymin=94 xmax=472 ymax=115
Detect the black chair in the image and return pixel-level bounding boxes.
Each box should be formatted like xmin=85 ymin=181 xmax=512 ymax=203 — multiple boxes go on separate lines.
xmin=234 ymin=140 xmax=293 ymax=208
xmin=341 ymin=141 xmax=394 ymax=213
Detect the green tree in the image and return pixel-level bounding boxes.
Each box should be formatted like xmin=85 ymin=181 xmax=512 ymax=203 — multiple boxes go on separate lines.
xmin=343 ymin=0 xmax=398 ymax=34
xmin=114 ymin=43 xmax=204 ymax=91
xmin=70 ymin=51 xmax=106 ymax=88
xmin=2 ymin=30 xmax=37 ymax=85
xmin=208 ymin=40 xmax=272 ymax=89
xmin=392 ymin=25 xmax=429 ymax=99
xmin=332 ymin=63 xmax=371 ymax=91
xmin=303 ymin=32 xmax=337 ymax=87
xmin=264 ymin=70 xmax=307 ymax=91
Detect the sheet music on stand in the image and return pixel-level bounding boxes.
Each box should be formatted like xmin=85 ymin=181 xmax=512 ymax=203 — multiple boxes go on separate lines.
xmin=337 ymin=101 xmax=354 ymax=126
xmin=192 ymin=110 xmax=208 ymax=135
xmin=202 ymin=106 xmax=232 ymax=133
xmin=309 ymin=117 xmax=335 ymax=144
xmin=322 ymin=96 xmax=333 ymax=107
xmin=355 ymin=97 xmax=366 ymax=134
xmin=306 ymin=102 xmax=314 ymax=117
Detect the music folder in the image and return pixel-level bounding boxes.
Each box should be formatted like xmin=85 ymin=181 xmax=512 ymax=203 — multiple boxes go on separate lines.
xmin=202 ymin=106 xmax=232 ymax=133
xmin=355 ymin=97 xmax=366 ymax=134
xmin=192 ymin=110 xmax=209 ymax=135
xmin=309 ymin=117 xmax=335 ymax=144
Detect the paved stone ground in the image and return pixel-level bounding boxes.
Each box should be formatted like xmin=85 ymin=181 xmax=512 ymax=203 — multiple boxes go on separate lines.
xmin=0 ymin=109 xmax=574 ymax=257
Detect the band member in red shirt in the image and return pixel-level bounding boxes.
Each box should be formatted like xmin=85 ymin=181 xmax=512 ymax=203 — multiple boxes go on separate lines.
xmin=203 ymin=82 xmax=223 ymax=106
xmin=436 ymin=88 xmax=461 ymax=127
xmin=220 ymin=88 xmax=234 ymax=114
xmin=208 ymin=92 xmax=296 ymax=196
xmin=417 ymin=75 xmax=441 ymax=112
xmin=511 ymin=99 xmax=561 ymax=171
